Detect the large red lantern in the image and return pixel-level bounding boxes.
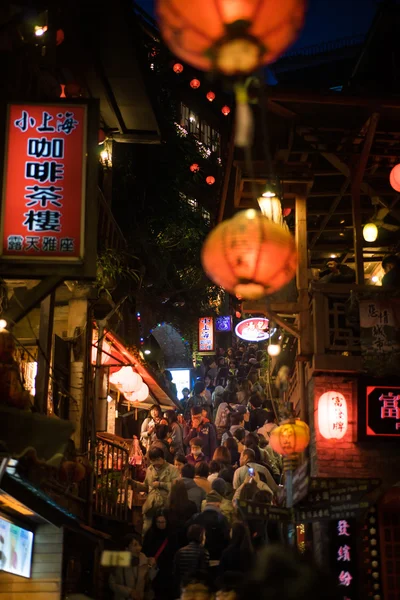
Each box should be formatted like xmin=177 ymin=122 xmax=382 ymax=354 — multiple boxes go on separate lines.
xmin=318 ymin=391 xmax=348 ymax=440
xmin=389 ymin=164 xmax=400 ymax=192
xmin=201 ymin=209 xmax=297 ymax=299
xmin=157 ymin=0 xmax=306 ymax=76
xmin=190 ymin=78 xmax=201 ymax=89
xmin=269 ymin=419 xmax=310 ymax=456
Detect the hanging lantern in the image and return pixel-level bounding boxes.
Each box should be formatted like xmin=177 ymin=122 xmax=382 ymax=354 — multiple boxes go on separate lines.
xmin=206 ymin=175 xmax=215 ymax=185
xmin=190 ymin=163 xmax=200 ymax=173
xmin=269 ymin=419 xmax=310 ymax=456
xmin=389 ymin=164 xmax=400 ymax=192
xmin=109 ymin=367 xmax=143 ymax=393
xmin=206 ymin=91 xmax=216 ymax=102
xmin=257 ymin=196 xmax=282 ymax=224
xmin=283 ymin=208 xmax=292 ymax=217
xmin=363 ymin=223 xmax=378 ymax=242
xmin=190 ymin=78 xmax=201 ymax=89
xmin=56 ymin=29 xmax=65 ymax=46
xmin=267 ymin=344 xmax=281 ymax=357
xmin=317 ymin=391 xmax=348 ymax=440
xmin=127 ymin=383 xmax=150 ymax=402
xmin=156 ymin=0 xmax=306 ymax=76
xmin=59 ymin=84 xmax=66 ymax=99
xmin=173 ymin=62 xmax=184 ymax=73
xmin=201 ymin=209 xmax=297 ymax=300
xmin=221 ymin=105 xmax=231 ymax=116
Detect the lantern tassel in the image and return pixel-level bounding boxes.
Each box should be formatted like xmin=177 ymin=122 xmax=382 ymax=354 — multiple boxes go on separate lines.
xmin=234 ymin=84 xmax=253 ymax=148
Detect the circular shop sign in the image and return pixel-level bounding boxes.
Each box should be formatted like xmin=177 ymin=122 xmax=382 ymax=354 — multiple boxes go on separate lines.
xmin=235 ymin=318 xmax=275 ymax=342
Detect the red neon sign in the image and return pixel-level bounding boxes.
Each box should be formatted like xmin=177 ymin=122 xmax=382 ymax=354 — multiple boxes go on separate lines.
xmin=1 ymin=104 xmax=86 ymax=260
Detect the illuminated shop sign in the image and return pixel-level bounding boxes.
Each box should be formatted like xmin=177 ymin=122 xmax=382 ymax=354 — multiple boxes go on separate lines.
xmin=330 ymin=518 xmax=357 ymax=600
xmin=0 ymin=515 xmax=34 ymax=578
xmin=215 ymin=316 xmax=232 ymax=332
xmin=235 ymin=317 xmax=275 ymax=342
xmin=366 ymin=385 xmax=400 ymax=437
xmin=198 ymin=317 xmax=214 ymax=352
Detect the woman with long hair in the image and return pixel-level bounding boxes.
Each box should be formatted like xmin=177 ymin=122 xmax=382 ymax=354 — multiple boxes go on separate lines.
xmin=167 ymin=479 xmax=197 ymax=546
xmin=140 ymin=405 xmax=163 ymax=451
xmin=236 ymin=379 xmax=252 ymax=406
xmin=165 ymin=410 xmax=184 ymax=456
xmin=142 ymin=510 xmax=177 ymax=600
xmin=220 ymin=521 xmax=254 ymax=573
xmin=212 ymin=446 xmax=231 ymax=468
xmin=223 ymin=436 xmax=240 ymax=467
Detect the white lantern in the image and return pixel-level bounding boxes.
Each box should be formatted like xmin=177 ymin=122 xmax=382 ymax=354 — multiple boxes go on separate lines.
xmin=363 ymin=222 xmax=378 ymax=242
xmin=109 ymin=367 xmax=143 ymax=393
xmin=131 ymin=383 xmax=149 ymax=402
xmin=317 ymin=391 xmax=348 ymax=440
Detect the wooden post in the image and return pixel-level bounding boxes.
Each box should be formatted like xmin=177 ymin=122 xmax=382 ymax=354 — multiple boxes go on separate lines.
xmin=295 ymin=193 xmax=312 ymax=357
xmin=351 ymin=112 xmax=380 ymax=284
xmin=34 ymin=291 xmax=55 ymax=414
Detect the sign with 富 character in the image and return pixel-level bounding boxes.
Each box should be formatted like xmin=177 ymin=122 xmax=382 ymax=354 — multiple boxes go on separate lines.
xmin=0 ymin=101 xmax=98 ymax=279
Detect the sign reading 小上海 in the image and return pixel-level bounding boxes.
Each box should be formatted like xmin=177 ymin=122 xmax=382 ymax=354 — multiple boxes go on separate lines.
xmin=235 ymin=317 xmax=276 ymax=342
xmin=330 ymin=518 xmax=358 ymax=600
xmin=198 ymin=317 xmax=214 ymax=352
xmin=1 ymin=104 xmax=87 ymax=261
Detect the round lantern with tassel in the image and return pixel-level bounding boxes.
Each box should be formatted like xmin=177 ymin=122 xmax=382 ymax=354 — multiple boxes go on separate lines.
xmin=157 ymin=0 xmax=306 ymax=76
xmin=201 ymin=209 xmax=297 ymax=299
xmin=269 ymin=418 xmax=310 ymax=457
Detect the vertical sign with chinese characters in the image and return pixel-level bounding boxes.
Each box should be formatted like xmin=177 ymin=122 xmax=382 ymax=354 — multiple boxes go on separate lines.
xmin=359 ymin=297 xmax=400 ymax=377
xmin=198 ymin=317 xmax=214 ymax=352
xmin=330 ymin=518 xmax=358 ymax=600
xmin=1 ymin=104 xmax=87 ymax=260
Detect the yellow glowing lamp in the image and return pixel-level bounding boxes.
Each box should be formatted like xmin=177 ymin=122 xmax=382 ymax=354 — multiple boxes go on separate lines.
xmin=363 ymin=223 xmax=378 ymax=242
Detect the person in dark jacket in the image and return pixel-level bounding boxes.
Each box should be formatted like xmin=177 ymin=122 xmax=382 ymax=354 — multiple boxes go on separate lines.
xmin=188 ymin=490 xmax=230 ymax=562
xmin=181 ymin=463 xmax=206 ymax=511
xmin=382 ymin=255 xmax=400 ymax=287
xmin=173 ymin=524 xmax=209 ymax=590
xmin=248 ymin=394 xmax=268 ymax=431
xmin=186 ymin=437 xmax=207 ymax=466
xmin=219 ymin=521 xmax=254 ymax=574
xmin=142 ymin=510 xmax=177 ymax=600
xmin=319 ymin=259 xmax=356 ymax=284
xmin=150 ymin=424 xmax=174 ymax=464
xmin=184 ymin=382 xmax=212 ymax=422
xmin=167 ymin=479 xmax=197 ymax=548
xmin=184 ymin=407 xmax=217 ymax=461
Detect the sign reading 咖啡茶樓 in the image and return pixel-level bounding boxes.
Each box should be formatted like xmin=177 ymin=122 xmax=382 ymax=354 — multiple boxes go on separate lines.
xmin=0 ymin=102 xmax=98 ymax=279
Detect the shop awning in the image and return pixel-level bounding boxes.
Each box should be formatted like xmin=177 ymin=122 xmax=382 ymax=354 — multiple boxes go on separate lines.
xmin=93 ymin=329 xmax=180 ymax=411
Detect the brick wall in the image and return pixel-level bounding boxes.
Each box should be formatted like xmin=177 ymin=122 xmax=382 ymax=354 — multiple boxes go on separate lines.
xmin=307 ymin=375 xmax=400 ymax=486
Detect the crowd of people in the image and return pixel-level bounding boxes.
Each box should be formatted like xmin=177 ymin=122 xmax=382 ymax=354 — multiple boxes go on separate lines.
xmin=109 ymin=346 xmax=292 ymax=600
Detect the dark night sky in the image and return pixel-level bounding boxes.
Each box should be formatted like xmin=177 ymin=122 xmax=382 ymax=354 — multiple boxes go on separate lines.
xmin=135 ymin=0 xmax=381 ymax=50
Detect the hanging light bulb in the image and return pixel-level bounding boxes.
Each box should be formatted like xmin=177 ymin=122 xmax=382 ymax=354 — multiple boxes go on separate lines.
xmin=363 ymin=223 xmax=378 ymax=242
xmin=267 ymin=344 xmax=281 ymax=357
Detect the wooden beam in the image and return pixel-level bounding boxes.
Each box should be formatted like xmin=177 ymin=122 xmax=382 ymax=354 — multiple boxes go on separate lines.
xmin=295 ymin=193 xmax=313 ymax=356
xmin=264 ymin=307 xmax=300 ymax=339
xmin=309 ymin=177 xmax=351 ymax=249
xmin=351 ymin=112 xmax=380 ymax=284
xmin=35 ymin=292 xmax=55 ymax=414
xmin=4 ymin=276 xmax=64 ymax=326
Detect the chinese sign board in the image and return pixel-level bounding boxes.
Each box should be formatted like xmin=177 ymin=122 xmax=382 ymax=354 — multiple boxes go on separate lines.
xmin=330 ymin=518 xmax=358 ymax=600
xmin=365 ymin=384 xmax=400 ymax=437
xmin=0 ymin=103 xmax=96 ymax=276
xmin=198 ymin=317 xmax=214 ymax=352
xmin=215 ymin=316 xmax=232 ymax=332
xmin=235 ymin=317 xmax=275 ymax=342
xmin=359 ymin=297 xmax=400 ymax=377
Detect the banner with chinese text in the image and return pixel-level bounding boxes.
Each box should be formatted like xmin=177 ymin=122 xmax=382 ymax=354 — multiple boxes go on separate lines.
xmin=198 ymin=317 xmax=214 ymax=352
xmin=1 ymin=104 xmax=87 ymax=261
xmin=329 ymin=518 xmax=358 ymax=600
xmin=359 ymin=297 xmax=400 ymax=377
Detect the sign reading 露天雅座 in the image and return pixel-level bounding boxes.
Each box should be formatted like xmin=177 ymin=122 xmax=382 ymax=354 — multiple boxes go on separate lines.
xmin=198 ymin=317 xmax=214 ymax=352
xmin=1 ymin=104 xmax=87 ymax=261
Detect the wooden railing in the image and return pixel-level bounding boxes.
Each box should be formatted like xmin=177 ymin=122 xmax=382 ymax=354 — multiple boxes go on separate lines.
xmin=93 ymin=433 xmax=133 ymax=521
xmin=97 ymin=187 xmax=127 ymax=252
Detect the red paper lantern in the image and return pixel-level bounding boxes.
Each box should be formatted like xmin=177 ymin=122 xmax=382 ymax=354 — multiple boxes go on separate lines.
xmin=221 ymin=105 xmax=231 ymax=116
xmin=59 ymin=84 xmax=66 ymax=99
xmin=157 ymin=0 xmax=306 ymax=75
xmin=206 ymin=175 xmax=215 ymax=185
xmin=283 ymin=208 xmax=292 ymax=217
xmin=318 ymin=391 xmax=348 ymax=440
xmin=190 ymin=163 xmax=200 ymax=173
xmin=269 ymin=419 xmax=310 ymax=456
xmin=190 ymin=78 xmax=201 ymax=89
xmin=173 ymin=62 xmax=184 ymax=73
xmin=389 ymin=164 xmax=400 ymax=192
xmin=56 ymin=29 xmax=64 ymax=46
xmin=201 ymin=209 xmax=297 ymax=299
xmin=206 ymin=91 xmax=216 ymax=102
